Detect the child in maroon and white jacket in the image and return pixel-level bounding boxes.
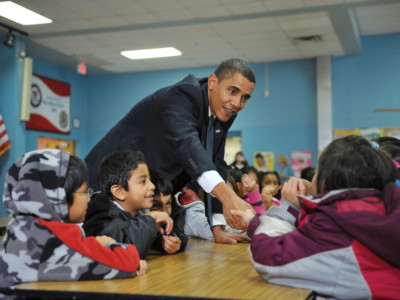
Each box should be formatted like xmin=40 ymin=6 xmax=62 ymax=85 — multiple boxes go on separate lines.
xmin=233 ymin=135 xmax=400 ymax=300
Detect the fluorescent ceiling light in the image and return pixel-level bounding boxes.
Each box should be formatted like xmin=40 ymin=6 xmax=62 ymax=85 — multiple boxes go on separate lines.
xmin=0 ymin=1 xmax=52 ymax=25
xmin=121 ymin=47 xmax=182 ymax=60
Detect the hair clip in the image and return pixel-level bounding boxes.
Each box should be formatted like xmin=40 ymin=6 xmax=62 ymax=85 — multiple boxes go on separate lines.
xmin=370 ymin=141 xmax=380 ymax=149
xmin=393 ymin=160 xmax=400 ymax=169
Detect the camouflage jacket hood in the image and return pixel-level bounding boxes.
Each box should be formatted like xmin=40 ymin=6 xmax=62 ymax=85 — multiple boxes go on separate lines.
xmin=3 ymin=149 xmax=70 ymax=221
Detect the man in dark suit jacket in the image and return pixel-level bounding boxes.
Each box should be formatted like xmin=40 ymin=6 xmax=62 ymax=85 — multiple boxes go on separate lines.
xmin=85 ymin=58 xmax=256 ymax=243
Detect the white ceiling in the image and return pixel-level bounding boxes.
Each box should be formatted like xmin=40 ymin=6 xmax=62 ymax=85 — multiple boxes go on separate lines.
xmin=1 ymin=0 xmax=400 ymax=74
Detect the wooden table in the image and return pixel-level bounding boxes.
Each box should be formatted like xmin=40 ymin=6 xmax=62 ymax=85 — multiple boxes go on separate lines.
xmin=14 ymin=238 xmax=311 ymax=299
xmin=0 ymin=216 xmax=11 ymax=242
xmin=0 ymin=216 xmax=11 ymax=228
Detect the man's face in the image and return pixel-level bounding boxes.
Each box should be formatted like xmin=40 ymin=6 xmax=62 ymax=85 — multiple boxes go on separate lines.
xmin=208 ymin=72 xmax=255 ymax=123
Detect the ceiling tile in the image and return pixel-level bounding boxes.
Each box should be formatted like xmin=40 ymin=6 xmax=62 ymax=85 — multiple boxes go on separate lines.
xmin=223 ymin=2 xmax=268 ymax=15
xmin=262 ymin=0 xmax=305 ymax=11
xmin=303 ymin=0 xmax=345 ymax=7
xmin=94 ymin=0 xmax=148 ymax=15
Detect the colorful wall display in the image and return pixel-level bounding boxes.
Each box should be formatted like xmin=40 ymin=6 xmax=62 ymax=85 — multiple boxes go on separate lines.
xmin=253 ymin=151 xmax=274 ymax=172
xmin=334 ymin=127 xmax=400 ymax=141
xmin=291 ymin=151 xmax=313 ymax=177
xmin=38 ymin=136 xmax=75 ymax=155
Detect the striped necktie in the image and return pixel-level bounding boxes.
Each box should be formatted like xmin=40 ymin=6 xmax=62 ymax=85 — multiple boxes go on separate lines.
xmin=206 ymin=116 xmax=214 ymax=159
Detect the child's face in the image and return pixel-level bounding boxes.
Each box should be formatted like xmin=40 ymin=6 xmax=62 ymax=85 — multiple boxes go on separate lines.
xmin=151 ymin=193 xmax=172 ymax=216
xmin=69 ymin=182 xmax=91 ymax=223
xmin=122 ymin=163 xmax=155 ymax=213
xmin=256 ymin=157 xmax=265 ymax=167
xmin=261 ymin=174 xmax=279 ymax=194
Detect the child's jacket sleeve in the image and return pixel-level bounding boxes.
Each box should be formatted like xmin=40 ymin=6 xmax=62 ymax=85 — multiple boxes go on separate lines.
xmin=0 ymin=218 xmax=139 ymax=287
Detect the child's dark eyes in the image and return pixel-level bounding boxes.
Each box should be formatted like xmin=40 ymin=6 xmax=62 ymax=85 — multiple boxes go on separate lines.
xmin=152 ymin=203 xmax=161 ymax=209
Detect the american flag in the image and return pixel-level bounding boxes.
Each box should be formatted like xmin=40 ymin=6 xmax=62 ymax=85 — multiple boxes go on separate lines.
xmin=0 ymin=114 xmax=11 ymax=155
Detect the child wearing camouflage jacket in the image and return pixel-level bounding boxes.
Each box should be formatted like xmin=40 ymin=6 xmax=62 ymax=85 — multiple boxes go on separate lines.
xmin=0 ymin=149 xmax=143 ymax=288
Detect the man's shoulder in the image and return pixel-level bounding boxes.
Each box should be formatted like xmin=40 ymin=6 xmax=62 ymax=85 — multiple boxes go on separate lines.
xmin=179 ymin=74 xmax=207 ymax=85
xmin=169 ymin=74 xmax=208 ymax=93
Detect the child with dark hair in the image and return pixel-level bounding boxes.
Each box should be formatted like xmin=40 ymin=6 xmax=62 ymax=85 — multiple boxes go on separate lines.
xmin=300 ymin=166 xmax=315 ymax=182
xmin=150 ymin=170 xmax=188 ymax=253
xmin=83 ymin=150 xmax=173 ymax=260
xmin=177 ymin=182 xmax=215 ymax=240
xmin=0 ymin=149 xmax=143 ymax=288
xmin=232 ymin=135 xmax=400 ymax=299
xmin=373 ymin=136 xmax=400 ymax=186
xmin=241 ymin=166 xmax=261 ymax=189
xmin=227 ymin=167 xmax=265 ymax=215
xmin=259 ymin=171 xmax=281 ymax=209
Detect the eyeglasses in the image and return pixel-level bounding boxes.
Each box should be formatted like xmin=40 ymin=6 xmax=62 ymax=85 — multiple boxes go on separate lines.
xmin=74 ymin=188 xmax=94 ymax=198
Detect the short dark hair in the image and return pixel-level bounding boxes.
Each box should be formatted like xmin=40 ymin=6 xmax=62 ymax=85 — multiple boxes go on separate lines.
xmin=215 ymin=58 xmax=256 ymax=84
xmin=255 ymin=153 xmax=263 ymax=159
xmin=64 ymin=155 xmax=89 ymax=205
xmin=380 ymin=143 xmax=400 ymax=162
xmin=374 ymin=136 xmax=400 ymax=147
xmin=150 ymin=169 xmax=173 ymax=197
xmin=98 ymin=150 xmax=146 ymax=197
xmin=300 ymin=166 xmax=315 ymax=182
xmin=241 ymin=166 xmax=261 ymax=183
xmin=316 ymin=135 xmax=398 ymax=193
xmin=227 ymin=167 xmax=243 ymax=194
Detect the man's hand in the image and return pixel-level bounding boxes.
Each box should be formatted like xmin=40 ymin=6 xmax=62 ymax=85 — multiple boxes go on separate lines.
xmin=212 ymin=225 xmax=249 ymax=244
xmin=222 ymin=194 xmax=254 ymax=231
xmin=162 ymin=235 xmax=181 ymax=254
xmin=145 ymin=211 xmax=173 ymax=234
xmin=230 ymin=209 xmax=255 ymax=229
xmin=211 ymin=182 xmax=255 ymax=231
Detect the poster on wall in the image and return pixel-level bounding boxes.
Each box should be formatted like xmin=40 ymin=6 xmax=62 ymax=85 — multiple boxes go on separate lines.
xmin=26 ymin=74 xmax=71 ymax=134
xmin=253 ymin=151 xmax=274 ymax=172
xmin=382 ymin=127 xmax=400 ymax=139
xmin=291 ymin=151 xmax=312 ymax=177
xmin=359 ymin=127 xmax=382 ymax=141
xmin=38 ymin=136 xmax=76 ymax=155
xmin=333 ymin=128 xmax=360 ymax=140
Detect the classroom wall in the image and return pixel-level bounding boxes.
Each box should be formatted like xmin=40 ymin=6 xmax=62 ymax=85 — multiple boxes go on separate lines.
xmin=333 ymin=33 xmax=400 ymax=128
xmin=0 ymin=38 xmax=23 ymax=216
xmin=0 ymin=33 xmax=399 ymax=217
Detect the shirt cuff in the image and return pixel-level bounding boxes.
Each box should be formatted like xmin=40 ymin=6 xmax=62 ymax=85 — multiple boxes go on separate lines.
xmin=212 ymin=213 xmax=226 ymax=227
xmin=197 ymin=170 xmax=224 ymax=193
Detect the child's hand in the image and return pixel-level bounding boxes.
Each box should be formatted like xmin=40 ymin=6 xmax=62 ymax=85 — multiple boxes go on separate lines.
xmin=145 ymin=211 xmax=173 ymax=235
xmin=95 ymin=235 xmax=117 ymax=245
xmin=230 ymin=209 xmax=255 ymax=230
xmin=281 ymin=177 xmax=308 ymax=207
xmin=242 ymin=174 xmax=257 ymax=193
xmin=261 ymin=185 xmax=274 ymax=210
xmin=162 ymin=235 xmax=181 ymax=254
xmin=136 ymin=260 xmax=147 ymax=275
